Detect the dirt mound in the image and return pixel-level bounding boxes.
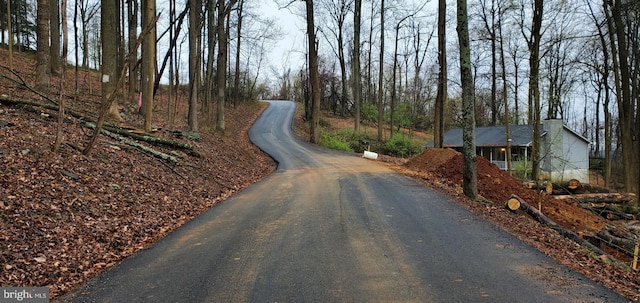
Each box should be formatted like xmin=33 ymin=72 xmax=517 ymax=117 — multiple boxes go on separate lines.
xmin=404 ymin=148 xmax=458 ymax=173
xmin=406 ymin=149 xmax=608 ymax=233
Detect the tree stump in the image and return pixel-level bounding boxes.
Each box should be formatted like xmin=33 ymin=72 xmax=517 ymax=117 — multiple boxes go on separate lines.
xmin=505 ymin=196 xmax=521 ymax=211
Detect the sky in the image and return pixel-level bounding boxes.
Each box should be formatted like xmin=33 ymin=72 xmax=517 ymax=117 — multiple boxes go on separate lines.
xmin=258 ymin=0 xmax=308 ymax=77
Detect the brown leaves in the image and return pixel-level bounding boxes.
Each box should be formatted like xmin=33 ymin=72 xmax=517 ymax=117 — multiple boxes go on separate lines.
xmin=1 ymin=70 xmax=274 ymax=299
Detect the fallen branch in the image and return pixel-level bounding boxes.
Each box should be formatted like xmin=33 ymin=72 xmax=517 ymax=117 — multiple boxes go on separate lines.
xmin=578 ymin=203 xmax=635 ymax=221
xmin=85 ymin=122 xmax=178 ymax=164
xmin=510 ymin=194 xmax=609 ymax=257
xmin=597 ymin=228 xmax=639 ymax=257
xmin=554 ymin=193 xmax=637 ymax=205
xmin=0 ymin=95 xmax=96 ymax=121
xmin=102 ymin=125 xmax=200 ymax=157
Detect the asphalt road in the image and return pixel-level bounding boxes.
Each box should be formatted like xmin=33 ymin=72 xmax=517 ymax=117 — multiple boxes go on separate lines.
xmin=59 ymin=101 xmax=629 ymax=303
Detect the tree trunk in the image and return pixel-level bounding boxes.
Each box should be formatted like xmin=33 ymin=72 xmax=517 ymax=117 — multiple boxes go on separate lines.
xmin=457 ymin=0 xmax=477 ymax=199
xmin=608 ymin=0 xmax=637 ymax=195
xmin=128 ymin=0 xmax=138 ymax=100
xmin=528 ymin=0 xmax=543 ymax=182
xmin=434 ymin=0 xmax=446 ymax=148
xmin=233 ymin=0 xmax=244 ymax=106
xmin=216 ymin=0 xmax=229 ymax=131
xmin=512 ymin=195 xmax=609 ymax=257
xmin=187 ymin=0 xmax=201 ymax=131
xmin=498 ymin=7 xmax=511 ymax=173
xmin=36 ymin=0 xmax=52 ymax=91
xmin=306 ymin=0 xmax=320 ymax=144
xmin=390 ymin=23 xmax=400 ymax=139
xmin=353 ymin=0 xmax=361 ymax=132
xmin=102 ymin=0 xmax=121 ymax=120
xmin=141 ymin=0 xmax=155 ymax=132
xmin=377 ymin=0 xmax=385 ymax=142
xmin=7 ymin=0 xmax=13 ymax=69
xmin=554 ymin=193 xmax=637 ymax=204
xmin=50 ymin=0 xmax=60 ymax=75
xmin=61 ymin=0 xmax=67 ymax=68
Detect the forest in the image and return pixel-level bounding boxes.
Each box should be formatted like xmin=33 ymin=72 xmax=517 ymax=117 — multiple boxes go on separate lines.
xmin=1 ymin=0 xmax=639 ymax=195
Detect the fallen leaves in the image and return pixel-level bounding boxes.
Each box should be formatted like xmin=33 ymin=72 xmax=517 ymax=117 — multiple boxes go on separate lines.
xmin=1 ymin=74 xmax=275 ymax=298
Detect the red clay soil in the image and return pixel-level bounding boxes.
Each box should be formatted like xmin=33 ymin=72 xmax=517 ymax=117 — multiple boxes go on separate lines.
xmin=400 ymin=148 xmax=640 ymax=301
xmin=405 ymin=148 xmax=608 ymax=233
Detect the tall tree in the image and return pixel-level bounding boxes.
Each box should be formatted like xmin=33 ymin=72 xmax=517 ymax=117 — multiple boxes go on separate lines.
xmin=457 ymin=0 xmax=477 ymax=199
xmin=525 ymin=0 xmax=543 ymax=182
xmin=7 ymin=0 xmax=13 ymax=68
xmin=233 ymin=0 xmax=244 ymax=106
xmin=102 ymin=0 xmax=121 ymax=120
xmin=306 ymin=0 xmax=321 ymax=144
xmin=61 ymin=0 xmax=67 ymax=67
xmin=36 ymin=0 xmax=51 ymax=90
xmin=606 ymin=0 xmax=637 ymax=194
xmin=353 ymin=0 xmax=362 ymax=131
xmin=390 ymin=15 xmax=411 ymax=138
xmin=141 ymin=0 xmax=156 ymax=131
xmin=478 ymin=0 xmax=499 ymax=125
xmin=319 ymin=0 xmax=351 ymax=117
xmin=187 ymin=0 xmax=201 ymax=131
xmin=127 ymin=0 xmax=138 ymax=100
xmin=498 ymin=3 xmax=511 ymax=173
xmin=377 ymin=0 xmax=385 ymax=142
xmin=215 ymin=0 xmax=240 ymax=131
xmin=50 ymin=0 xmax=60 ymax=74
xmin=434 ymin=0 xmax=446 ymax=148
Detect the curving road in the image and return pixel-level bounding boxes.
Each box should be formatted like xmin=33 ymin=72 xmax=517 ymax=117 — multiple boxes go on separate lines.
xmin=59 ymin=101 xmax=628 ymax=302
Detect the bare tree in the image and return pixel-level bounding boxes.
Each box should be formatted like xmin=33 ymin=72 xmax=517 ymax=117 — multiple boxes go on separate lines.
xmin=605 ymin=0 xmax=638 ymax=195
xmin=36 ymin=0 xmax=51 ymax=90
xmin=305 ymin=0 xmax=321 ymax=143
xmin=353 ymin=0 xmax=362 ymax=131
xmin=215 ymin=0 xmax=240 ymax=131
xmin=434 ymin=0 xmax=446 ymax=147
xmin=141 ymin=0 xmax=156 ymax=131
xmin=187 ymin=0 xmax=201 ymax=131
xmin=522 ymin=0 xmax=543 ymax=182
xmin=50 ymin=0 xmax=60 ymax=74
xmin=318 ymin=0 xmax=352 ymax=117
xmin=457 ymin=0 xmax=478 ymax=199
xmin=377 ymin=0 xmax=384 ymax=141
xmin=128 ymin=0 xmax=138 ymax=100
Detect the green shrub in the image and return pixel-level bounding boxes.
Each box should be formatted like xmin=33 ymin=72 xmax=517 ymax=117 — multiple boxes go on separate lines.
xmin=334 ymin=129 xmax=374 ymax=153
xmin=319 ymin=131 xmax=353 ymax=152
xmin=319 ymin=118 xmax=331 ymax=128
xmin=384 ymin=134 xmax=421 ymax=158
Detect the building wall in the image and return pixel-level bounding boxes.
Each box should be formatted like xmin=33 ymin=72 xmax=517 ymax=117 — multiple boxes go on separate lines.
xmin=541 ymin=119 xmax=589 ymax=183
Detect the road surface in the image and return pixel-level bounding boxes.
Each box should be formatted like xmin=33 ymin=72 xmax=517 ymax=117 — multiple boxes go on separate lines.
xmin=59 ymin=101 xmax=628 ymax=302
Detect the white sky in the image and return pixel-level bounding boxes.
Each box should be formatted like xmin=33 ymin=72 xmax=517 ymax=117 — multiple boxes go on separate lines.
xmin=259 ymin=0 xmax=307 ymax=77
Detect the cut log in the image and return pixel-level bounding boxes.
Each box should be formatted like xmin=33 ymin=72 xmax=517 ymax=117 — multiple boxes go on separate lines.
xmin=527 ymin=181 xmax=611 ymax=195
xmin=578 ymin=203 xmax=635 ymax=220
xmin=554 ymin=193 xmax=637 ymax=204
xmin=505 ymin=197 xmax=521 ymax=211
xmin=597 ymin=228 xmax=639 ymax=256
xmin=511 ymin=194 xmax=609 ymax=257
xmin=85 ymin=122 xmax=179 ymax=164
xmin=102 ymin=125 xmax=200 ymax=157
